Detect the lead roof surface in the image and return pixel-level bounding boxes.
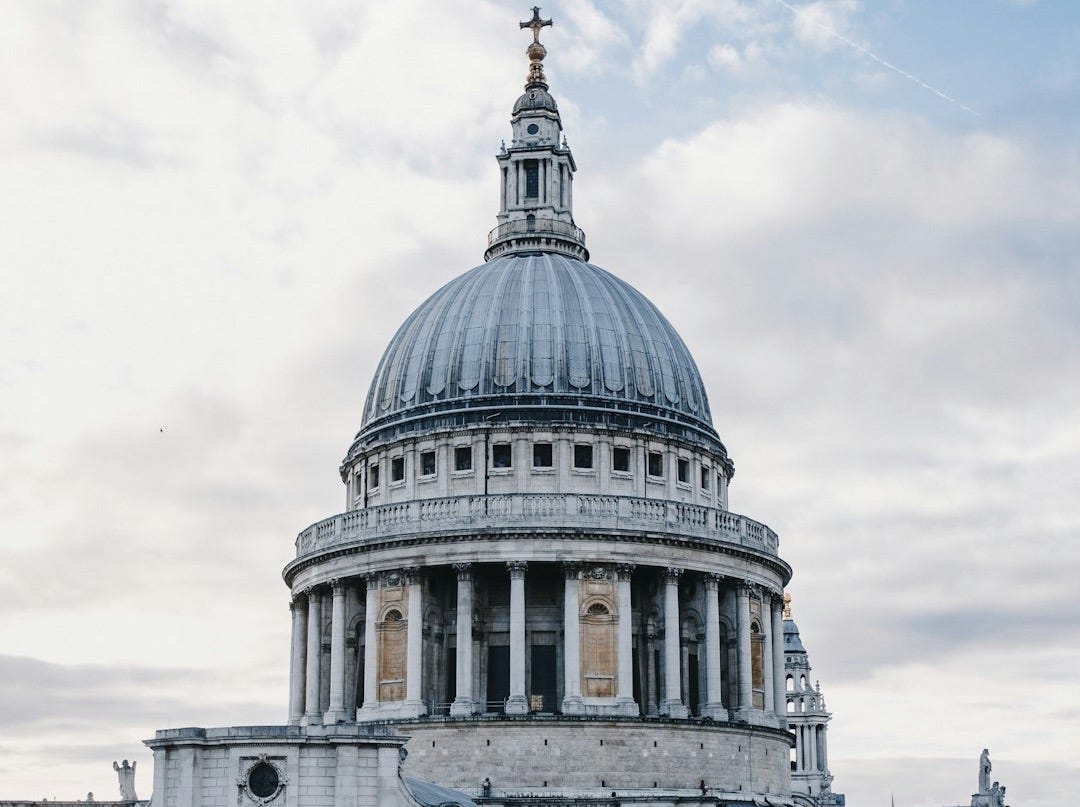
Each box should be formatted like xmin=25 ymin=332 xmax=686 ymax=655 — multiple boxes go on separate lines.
xmin=360 ymin=254 xmax=714 ymax=435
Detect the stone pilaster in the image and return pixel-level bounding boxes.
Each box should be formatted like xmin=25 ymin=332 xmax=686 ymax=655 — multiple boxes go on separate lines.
xmin=701 ymin=573 xmax=727 ymax=719
xmin=506 ymin=561 xmax=529 ymax=714
xmin=359 ymin=573 xmax=379 ymax=718
xmin=561 ymin=562 xmax=583 ymax=714
xmin=403 ymin=567 xmax=426 ymax=716
xmin=659 ymin=567 xmax=688 ymax=718
xmin=771 ymin=592 xmax=787 ymax=724
xmin=324 ymin=579 xmax=348 ymax=723
xmin=615 ymin=563 xmax=637 ymax=715
xmin=302 ymin=587 xmax=323 ymax=725
xmin=734 ymin=582 xmax=753 ymax=721
xmin=287 ymin=596 xmax=306 ymax=725
xmin=450 ymin=563 xmax=476 ymax=716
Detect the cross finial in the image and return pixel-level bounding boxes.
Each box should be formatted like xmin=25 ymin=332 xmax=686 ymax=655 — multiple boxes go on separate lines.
xmin=520 ymin=6 xmax=552 ymax=44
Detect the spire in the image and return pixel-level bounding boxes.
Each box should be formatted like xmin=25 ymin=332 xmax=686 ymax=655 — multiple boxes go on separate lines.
xmin=485 ymin=8 xmax=588 ymax=262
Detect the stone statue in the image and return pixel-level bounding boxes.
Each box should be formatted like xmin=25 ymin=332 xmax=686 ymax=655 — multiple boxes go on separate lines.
xmin=112 ymin=760 xmax=138 ymax=801
xmin=978 ymin=748 xmax=992 ymax=794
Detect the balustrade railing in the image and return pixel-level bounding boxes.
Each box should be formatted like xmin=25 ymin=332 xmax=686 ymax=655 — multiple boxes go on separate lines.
xmin=294 ymin=493 xmax=779 ymax=557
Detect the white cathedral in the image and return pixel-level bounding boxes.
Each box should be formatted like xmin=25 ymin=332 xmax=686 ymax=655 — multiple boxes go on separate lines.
xmin=42 ymin=9 xmax=1058 ymax=807
xmin=148 ymin=10 xmax=839 ymax=807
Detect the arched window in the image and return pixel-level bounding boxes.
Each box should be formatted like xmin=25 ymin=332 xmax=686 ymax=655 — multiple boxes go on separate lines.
xmin=587 ymin=602 xmax=609 ymax=616
xmin=384 ymin=609 xmax=403 ymax=622
xmin=526 ymin=213 xmax=536 ymax=232
xmin=786 ymin=674 xmax=794 ymax=692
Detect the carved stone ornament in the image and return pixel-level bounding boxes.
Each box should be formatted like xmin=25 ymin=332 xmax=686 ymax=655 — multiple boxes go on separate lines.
xmin=663 ymin=566 xmax=683 ymax=581
xmin=562 ymin=561 xmax=581 ymax=578
xmin=615 ymin=563 xmax=635 ymax=581
xmin=453 ymin=562 xmax=472 ymax=580
xmin=704 ymin=573 xmax=724 ymax=588
xmin=237 ymin=754 xmax=287 ymax=805
xmin=507 ymin=560 xmax=528 ymax=577
xmin=403 ymin=566 xmax=421 ymax=584
xmin=328 ymin=578 xmax=344 ymax=593
xmin=384 ymin=570 xmax=403 ymax=587
xmin=589 ymin=566 xmax=610 ymax=580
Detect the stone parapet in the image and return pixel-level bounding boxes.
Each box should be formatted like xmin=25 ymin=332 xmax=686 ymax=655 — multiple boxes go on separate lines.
xmin=294 ymin=494 xmax=779 ymax=559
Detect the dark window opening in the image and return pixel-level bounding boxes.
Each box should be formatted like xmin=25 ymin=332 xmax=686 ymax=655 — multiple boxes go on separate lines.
xmin=421 ymin=450 xmax=436 ymax=476
xmin=391 ymin=457 xmax=405 ymax=482
xmin=701 ymin=466 xmax=710 ymax=490
xmin=525 ymin=159 xmax=539 ymax=198
xmin=533 ymin=442 xmax=553 ymax=468
xmin=368 ymin=464 xmax=380 ymax=489
xmin=492 ymin=443 xmax=512 ymax=469
xmin=677 ymin=458 xmax=690 ymax=484
xmin=612 ymin=447 xmax=630 ymax=472
xmin=455 ymin=446 xmax=473 ymax=471
xmin=647 ymin=451 xmax=664 ymax=477
xmin=574 ymin=444 xmax=593 ymax=469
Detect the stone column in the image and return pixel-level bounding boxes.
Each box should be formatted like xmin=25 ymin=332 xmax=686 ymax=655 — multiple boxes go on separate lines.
xmin=359 ymin=573 xmax=379 ymax=718
xmin=810 ymin=723 xmax=819 ymax=771
xmin=615 ymin=564 xmax=637 ymax=715
xmin=820 ymin=725 xmax=829 ymax=772
xmin=506 ymin=561 xmax=528 ymax=714
xmin=659 ymin=567 xmax=688 ymax=718
xmin=302 ymin=588 xmax=323 ymax=725
xmin=404 ymin=567 xmax=426 ymax=716
xmin=762 ymin=594 xmax=775 ymax=717
xmin=324 ymin=580 xmax=347 ymax=723
xmin=287 ymin=596 xmax=306 ymax=725
xmin=701 ymin=574 xmax=726 ymax=719
xmin=450 ymin=563 xmax=475 ymax=716
xmin=735 ymin=583 xmax=753 ymax=719
xmin=771 ymin=593 xmax=786 ymax=722
xmin=561 ymin=562 xmax=583 ymax=714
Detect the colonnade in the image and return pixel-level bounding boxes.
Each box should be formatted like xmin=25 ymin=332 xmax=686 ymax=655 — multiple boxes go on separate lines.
xmin=286 ymin=562 xmax=788 ymax=727
xmin=793 ymin=723 xmax=828 ymax=773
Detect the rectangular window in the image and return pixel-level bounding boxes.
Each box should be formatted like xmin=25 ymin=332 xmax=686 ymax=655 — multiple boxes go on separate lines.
xmin=533 ymin=442 xmax=553 ymax=468
xmin=612 ymin=447 xmax=630 ymax=473
xmin=574 ymin=444 xmax=593 ymax=469
xmin=677 ymin=458 xmax=690 ymax=484
xmin=647 ymin=451 xmax=664 ymax=478
xmin=369 ymin=463 xmax=381 ymax=489
xmin=701 ymin=466 xmax=710 ymax=490
xmin=421 ymin=450 xmax=436 ymax=477
xmin=391 ymin=457 xmax=405 ymax=482
xmin=525 ymin=159 xmax=539 ymax=198
xmin=492 ymin=443 xmax=513 ymax=469
xmin=455 ymin=446 xmax=473 ymax=471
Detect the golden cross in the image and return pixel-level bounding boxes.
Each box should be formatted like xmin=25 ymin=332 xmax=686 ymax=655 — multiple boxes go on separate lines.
xmin=520 ymin=6 xmax=552 ymax=44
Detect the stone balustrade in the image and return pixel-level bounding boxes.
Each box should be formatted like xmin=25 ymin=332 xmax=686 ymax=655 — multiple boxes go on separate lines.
xmin=294 ymin=493 xmax=779 ymax=557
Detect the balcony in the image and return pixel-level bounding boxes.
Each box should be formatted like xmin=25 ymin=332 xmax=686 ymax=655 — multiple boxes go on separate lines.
xmin=294 ymin=493 xmax=779 ymax=558
xmin=484 ymin=217 xmax=589 ymax=261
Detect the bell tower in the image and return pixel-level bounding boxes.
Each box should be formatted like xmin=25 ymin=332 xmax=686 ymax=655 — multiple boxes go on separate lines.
xmin=485 ymin=6 xmax=588 ymax=261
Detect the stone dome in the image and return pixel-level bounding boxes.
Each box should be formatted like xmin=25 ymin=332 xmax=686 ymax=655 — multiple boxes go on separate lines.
xmin=354 ymin=253 xmax=722 ymax=452
xmin=513 ymin=86 xmax=558 ymax=114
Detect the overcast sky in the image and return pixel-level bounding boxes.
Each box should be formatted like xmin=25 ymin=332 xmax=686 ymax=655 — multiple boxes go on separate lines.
xmin=2 ymin=1 xmax=1078 ymax=804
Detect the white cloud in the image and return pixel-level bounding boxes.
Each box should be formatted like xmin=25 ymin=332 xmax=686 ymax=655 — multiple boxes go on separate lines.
xmin=790 ymin=0 xmax=860 ymax=51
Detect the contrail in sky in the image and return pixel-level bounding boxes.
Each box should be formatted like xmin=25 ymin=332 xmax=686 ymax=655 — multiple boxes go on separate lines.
xmin=768 ymin=0 xmax=979 ymax=115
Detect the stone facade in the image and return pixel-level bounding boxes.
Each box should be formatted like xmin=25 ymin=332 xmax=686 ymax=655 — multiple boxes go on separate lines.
xmin=143 ymin=727 xmax=419 ymax=807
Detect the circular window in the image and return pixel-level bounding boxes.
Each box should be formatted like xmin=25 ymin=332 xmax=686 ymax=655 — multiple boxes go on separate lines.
xmin=527 ymin=123 xmax=540 ymax=135
xmin=248 ymin=762 xmax=280 ymax=798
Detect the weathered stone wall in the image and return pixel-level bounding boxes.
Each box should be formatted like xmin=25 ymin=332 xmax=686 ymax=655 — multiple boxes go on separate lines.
xmin=144 ymin=727 xmax=420 ymax=807
xmin=396 ymin=717 xmax=792 ymax=796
